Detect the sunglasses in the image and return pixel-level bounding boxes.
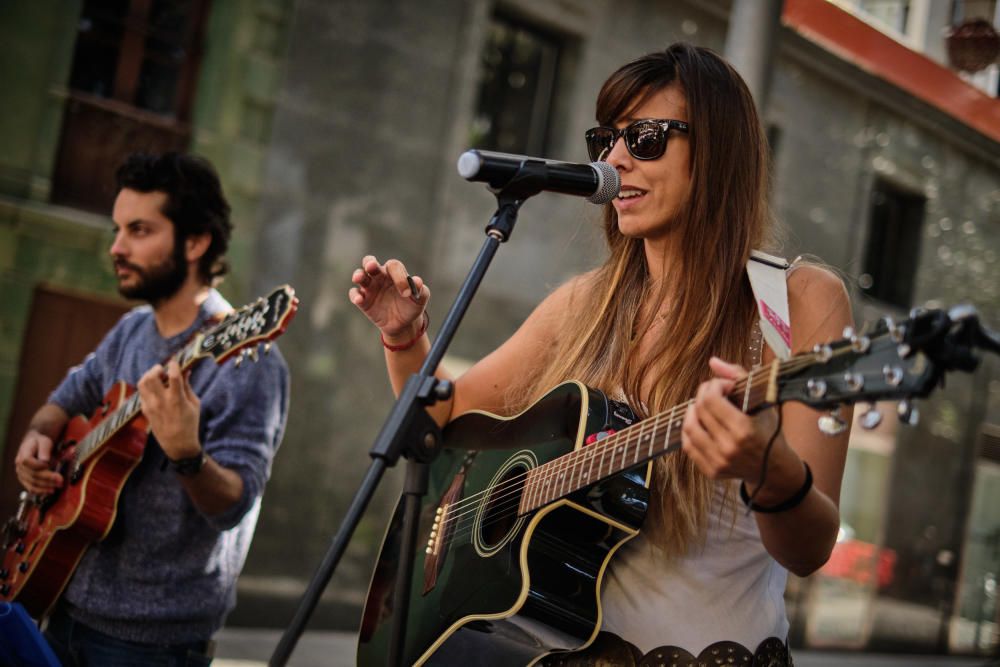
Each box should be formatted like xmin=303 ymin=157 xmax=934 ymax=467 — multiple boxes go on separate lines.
xmin=585 ymin=119 xmax=690 ymax=162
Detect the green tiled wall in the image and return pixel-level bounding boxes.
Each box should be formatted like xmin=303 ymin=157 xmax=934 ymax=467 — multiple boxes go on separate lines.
xmin=0 ymin=201 xmax=116 ymax=449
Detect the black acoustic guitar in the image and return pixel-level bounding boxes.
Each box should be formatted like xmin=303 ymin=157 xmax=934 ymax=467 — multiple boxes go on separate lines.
xmin=357 ymin=306 xmax=998 ymax=666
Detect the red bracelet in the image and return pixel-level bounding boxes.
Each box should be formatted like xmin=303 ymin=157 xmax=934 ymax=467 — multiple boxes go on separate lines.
xmin=381 ymin=312 xmax=429 ymax=352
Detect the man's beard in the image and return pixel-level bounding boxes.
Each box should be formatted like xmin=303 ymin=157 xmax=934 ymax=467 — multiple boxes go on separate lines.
xmin=114 ymin=240 xmax=189 ymax=304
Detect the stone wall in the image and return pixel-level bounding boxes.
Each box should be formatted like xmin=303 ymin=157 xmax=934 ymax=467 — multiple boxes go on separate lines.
xmin=239 ymin=0 xmax=1000 ymax=637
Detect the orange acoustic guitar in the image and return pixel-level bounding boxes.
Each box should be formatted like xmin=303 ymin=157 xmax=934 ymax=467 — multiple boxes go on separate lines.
xmin=0 ymin=285 xmax=297 ymax=618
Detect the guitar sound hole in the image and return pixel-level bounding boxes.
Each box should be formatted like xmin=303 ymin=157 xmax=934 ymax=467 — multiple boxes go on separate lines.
xmin=480 ymin=466 xmax=527 ymax=549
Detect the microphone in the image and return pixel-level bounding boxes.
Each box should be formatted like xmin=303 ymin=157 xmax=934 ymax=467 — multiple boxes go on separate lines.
xmin=457 ymin=150 xmax=620 ymax=204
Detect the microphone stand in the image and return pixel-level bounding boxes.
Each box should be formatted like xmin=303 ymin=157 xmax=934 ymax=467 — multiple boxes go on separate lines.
xmin=270 ymin=160 xmax=551 ymax=667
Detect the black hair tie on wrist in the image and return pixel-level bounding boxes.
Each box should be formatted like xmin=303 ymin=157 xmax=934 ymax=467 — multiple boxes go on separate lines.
xmin=740 ymin=461 xmax=813 ymax=513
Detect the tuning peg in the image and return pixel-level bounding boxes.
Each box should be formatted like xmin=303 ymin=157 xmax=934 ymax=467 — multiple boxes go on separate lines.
xmin=234 ymin=353 xmax=244 ymax=368
xmin=263 ymin=342 xmax=273 ymax=355
xmin=842 ymin=326 xmax=855 ymax=339
xmin=882 ymin=365 xmax=904 ymax=387
xmin=881 ymin=316 xmax=905 ymax=343
xmin=248 ymin=346 xmax=260 ymax=363
xmin=807 ymin=378 xmax=828 ymax=399
xmin=860 ymin=403 xmax=883 ymax=430
xmin=818 ymin=407 xmax=848 ymax=436
xmin=897 ymin=399 xmax=919 ymax=426
xmin=843 ymin=372 xmax=864 ymax=391
xmin=947 ymin=304 xmax=977 ymax=322
xmin=812 ymin=343 xmax=833 ymax=362
xmin=851 ymin=334 xmax=871 ymax=353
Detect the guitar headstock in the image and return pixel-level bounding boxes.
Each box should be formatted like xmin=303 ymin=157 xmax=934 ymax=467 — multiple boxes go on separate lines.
xmin=195 ymin=285 xmax=298 ymax=364
xmin=776 ymin=306 xmax=994 ymax=431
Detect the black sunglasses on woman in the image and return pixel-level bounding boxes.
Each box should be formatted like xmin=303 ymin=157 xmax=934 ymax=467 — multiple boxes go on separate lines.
xmin=585 ymin=118 xmax=690 ymax=162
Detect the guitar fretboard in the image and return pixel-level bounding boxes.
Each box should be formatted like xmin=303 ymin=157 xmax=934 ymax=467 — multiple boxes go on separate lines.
xmin=519 ymin=367 xmax=776 ymax=514
xmin=70 ymin=342 xmax=202 ymax=469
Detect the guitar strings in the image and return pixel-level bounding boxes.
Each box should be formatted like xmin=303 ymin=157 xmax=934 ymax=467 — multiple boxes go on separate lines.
xmin=438 ymin=403 xmax=792 ymax=546
xmin=68 ymin=344 xmax=199 ymax=472
xmin=434 ymin=352 xmax=827 ymax=548
xmin=435 ymin=352 xmax=822 ymax=536
xmin=437 ymin=391 xmax=729 ymax=547
xmin=437 ymin=398 xmax=691 ymax=530
xmin=70 ymin=309 xmax=270 ymax=472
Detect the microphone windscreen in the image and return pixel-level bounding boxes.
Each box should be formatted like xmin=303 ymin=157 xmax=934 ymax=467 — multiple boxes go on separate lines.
xmin=587 ymin=161 xmax=620 ymax=205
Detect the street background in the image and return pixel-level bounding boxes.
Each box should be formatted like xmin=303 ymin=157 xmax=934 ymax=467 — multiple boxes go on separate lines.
xmin=1 ymin=0 xmax=1000 ymax=662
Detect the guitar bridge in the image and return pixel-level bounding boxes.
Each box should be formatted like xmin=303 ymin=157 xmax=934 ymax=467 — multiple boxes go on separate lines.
xmin=426 ymin=505 xmax=448 ymax=558
xmin=423 ymin=469 xmax=466 ymax=595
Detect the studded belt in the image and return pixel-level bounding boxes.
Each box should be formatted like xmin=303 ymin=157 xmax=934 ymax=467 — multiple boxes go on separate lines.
xmin=540 ymin=633 xmax=793 ymax=667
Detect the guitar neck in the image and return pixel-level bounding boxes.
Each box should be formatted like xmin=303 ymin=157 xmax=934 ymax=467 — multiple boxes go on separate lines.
xmin=520 ymin=363 xmax=782 ymax=513
xmin=72 ymin=340 xmax=205 ymax=466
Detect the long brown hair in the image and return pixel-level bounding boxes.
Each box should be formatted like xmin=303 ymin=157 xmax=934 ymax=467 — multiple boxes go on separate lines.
xmin=507 ymin=44 xmax=776 ymax=556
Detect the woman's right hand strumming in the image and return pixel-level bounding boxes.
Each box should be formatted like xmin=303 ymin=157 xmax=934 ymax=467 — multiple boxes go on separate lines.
xmin=349 ymin=255 xmax=430 ymax=346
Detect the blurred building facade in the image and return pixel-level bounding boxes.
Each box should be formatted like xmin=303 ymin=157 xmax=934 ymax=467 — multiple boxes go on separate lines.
xmin=1 ymin=0 xmax=999 ymax=658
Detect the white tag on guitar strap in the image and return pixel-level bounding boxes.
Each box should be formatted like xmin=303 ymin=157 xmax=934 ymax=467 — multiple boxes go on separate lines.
xmin=747 ymin=250 xmax=791 ymax=360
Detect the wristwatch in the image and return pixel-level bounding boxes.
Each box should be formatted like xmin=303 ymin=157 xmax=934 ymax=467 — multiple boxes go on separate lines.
xmin=168 ymin=451 xmax=208 ymax=477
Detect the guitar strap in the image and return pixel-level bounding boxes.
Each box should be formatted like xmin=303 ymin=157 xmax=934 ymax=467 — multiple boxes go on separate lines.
xmin=747 ymin=250 xmax=792 ymax=360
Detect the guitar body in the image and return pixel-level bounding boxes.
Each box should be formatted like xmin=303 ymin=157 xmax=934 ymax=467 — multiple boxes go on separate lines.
xmin=1 ymin=381 xmax=148 ymax=617
xmin=357 ymin=381 xmax=650 ymax=666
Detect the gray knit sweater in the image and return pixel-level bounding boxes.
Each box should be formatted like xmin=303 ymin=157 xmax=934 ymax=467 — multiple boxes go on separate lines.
xmin=49 ymin=290 xmax=290 ymax=644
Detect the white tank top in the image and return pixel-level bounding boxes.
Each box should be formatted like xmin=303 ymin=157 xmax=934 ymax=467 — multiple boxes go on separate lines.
xmin=599 ymin=483 xmax=790 ymax=655
xmin=599 ymin=253 xmax=793 ymax=656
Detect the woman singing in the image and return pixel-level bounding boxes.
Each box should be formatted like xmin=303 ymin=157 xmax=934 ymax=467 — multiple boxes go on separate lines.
xmin=352 ymin=43 xmax=852 ymax=665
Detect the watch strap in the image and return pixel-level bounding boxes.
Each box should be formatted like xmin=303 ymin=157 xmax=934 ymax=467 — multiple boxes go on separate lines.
xmin=168 ymin=451 xmax=208 ymax=477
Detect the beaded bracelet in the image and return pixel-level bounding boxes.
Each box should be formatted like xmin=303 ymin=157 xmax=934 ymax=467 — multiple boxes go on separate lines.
xmin=739 ymin=461 xmax=813 ymax=513
xmin=381 ymin=312 xmax=429 ymax=352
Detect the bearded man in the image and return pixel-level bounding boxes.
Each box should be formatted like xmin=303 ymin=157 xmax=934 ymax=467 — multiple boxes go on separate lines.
xmin=14 ymin=152 xmax=290 ymax=665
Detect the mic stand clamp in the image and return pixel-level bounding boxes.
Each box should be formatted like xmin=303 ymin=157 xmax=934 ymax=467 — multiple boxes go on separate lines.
xmin=486 ymin=159 xmax=548 ymax=242
xmin=270 ymin=159 xmax=549 ymax=667
xmin=369 ymin=375 xmax=452 ymax=466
